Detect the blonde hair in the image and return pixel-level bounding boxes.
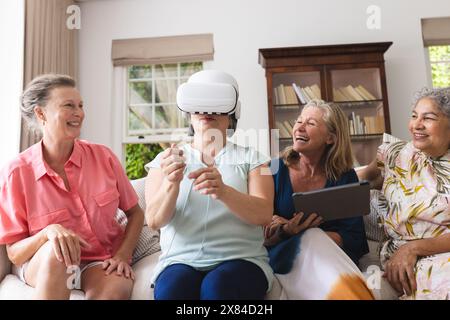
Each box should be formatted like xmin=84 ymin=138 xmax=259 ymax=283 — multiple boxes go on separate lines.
xmin=281 ymin=99 xmax=354 ymax=181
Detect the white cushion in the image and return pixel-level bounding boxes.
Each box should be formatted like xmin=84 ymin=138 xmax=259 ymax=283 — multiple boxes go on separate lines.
xmin=130 ymin=251 xmax=160 ymax=300
xmin=0 ymin=274 xmax=85 ymax=300
xmin=0 ymin=252 xmax=161 ymax=300
xmin=359 ymin=240 xmax=398 ymax=300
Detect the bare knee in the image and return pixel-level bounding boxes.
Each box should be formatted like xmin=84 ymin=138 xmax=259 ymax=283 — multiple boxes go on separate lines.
xmin=38 ymin=241 xmax=68 ymax=272
xmin=25 ymin=241 xmax=71 ymax=289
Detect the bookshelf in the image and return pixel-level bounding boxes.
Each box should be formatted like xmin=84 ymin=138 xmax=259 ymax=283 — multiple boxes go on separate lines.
xmin=258 ymin=42 xmax=392 ymax=166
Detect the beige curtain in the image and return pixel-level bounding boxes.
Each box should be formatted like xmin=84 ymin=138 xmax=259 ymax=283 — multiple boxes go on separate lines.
xmin=422 ymin=17 xmax=450 ymax=46
xmin=114 ymin=34 xmax=214 ymax=131
xmin=20 ymin=0 xmax=78 ymax=151
xmin=111 ymin=34 xmax=214 ymax=66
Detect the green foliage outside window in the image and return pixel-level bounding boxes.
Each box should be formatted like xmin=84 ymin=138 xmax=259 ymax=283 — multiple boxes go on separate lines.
xmin=429 ymin=46 xmax=450 ymax=88
xmin=125 ymin=143 xmax=164 ymax=179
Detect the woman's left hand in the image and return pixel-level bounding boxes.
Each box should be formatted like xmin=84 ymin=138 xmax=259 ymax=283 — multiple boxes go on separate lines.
xmin=102 ymin=255 xmax=135 ymax=280
xmin=383 ymin=243 xmax=418 ymax=296
xmin=188 ymin=167 xmax=227 ymax=200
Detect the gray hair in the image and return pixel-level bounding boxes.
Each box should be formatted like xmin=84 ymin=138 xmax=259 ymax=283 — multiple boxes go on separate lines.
xmin=412 ymin=87 xmax=450 ymax=119
xmin=21 ymin=74 xmax=76 ymax=132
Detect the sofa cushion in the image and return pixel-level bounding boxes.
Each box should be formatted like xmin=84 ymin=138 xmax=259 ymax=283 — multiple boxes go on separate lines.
xmin=131 ymin=227 xmax=160 ymax=265
xmin=0 ymin=274 xmax=85 ymax=300
xmin=363 ymin=190 xmax=387 ymax=242
xmin=130 ymin=178 xmax=148 ymax=225
xmin=0 ymin=253 xmax=161 ymax=300
xmin=130 ymin=251 xmax=160 ymax=300
xmin=0 ymin=245 xmax=11 ymax=283
xmin=115 ymin=178 xmax=161 ymax=264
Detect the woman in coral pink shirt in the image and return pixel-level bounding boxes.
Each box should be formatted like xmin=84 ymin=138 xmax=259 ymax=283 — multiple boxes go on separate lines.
xmin=0 ymin=74 xmax=144 ymax=299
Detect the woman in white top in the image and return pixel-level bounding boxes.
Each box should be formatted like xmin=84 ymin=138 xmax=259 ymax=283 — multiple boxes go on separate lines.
xmin=144 ymin=70 xmax=274 ymax=300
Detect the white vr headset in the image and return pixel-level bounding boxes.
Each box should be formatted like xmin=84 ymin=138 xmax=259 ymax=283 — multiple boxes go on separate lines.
xmin=177 ymin=70 xmax=241 ymax=119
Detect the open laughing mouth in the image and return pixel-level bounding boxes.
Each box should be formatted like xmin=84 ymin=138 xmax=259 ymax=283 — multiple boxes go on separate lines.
xmin=295 ymin=135 xmax=309 ymax=142
xmin=67 ymin=121 xmax=81 ymax=128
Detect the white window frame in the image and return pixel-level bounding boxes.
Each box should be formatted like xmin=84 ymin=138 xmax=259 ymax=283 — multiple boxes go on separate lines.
xmin=426 ymin=45 xmax=450 ymax=88
xmin=113 ymin=61 xmax=210 ymax=162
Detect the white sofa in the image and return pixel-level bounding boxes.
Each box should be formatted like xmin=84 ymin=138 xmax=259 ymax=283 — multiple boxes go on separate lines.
xmin=0 ymin=178 xmax=394 ymax=300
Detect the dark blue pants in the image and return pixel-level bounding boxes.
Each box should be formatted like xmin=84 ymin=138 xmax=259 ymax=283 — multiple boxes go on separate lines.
xmin=154 ymin=259 xmax=268 ymax=300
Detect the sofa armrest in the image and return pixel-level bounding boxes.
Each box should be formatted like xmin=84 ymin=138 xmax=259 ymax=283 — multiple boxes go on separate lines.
xmin=0 ymin=245 xmax=11 ymax=282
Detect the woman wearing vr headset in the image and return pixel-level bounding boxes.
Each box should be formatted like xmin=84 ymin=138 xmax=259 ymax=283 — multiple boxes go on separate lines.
xmin=0 ymin=74 xmax=144 ymax=299
xmin=145 ymin=70 xmax=274 ymax=300
xmin=264 ymin=99 xmax=374 ymax=299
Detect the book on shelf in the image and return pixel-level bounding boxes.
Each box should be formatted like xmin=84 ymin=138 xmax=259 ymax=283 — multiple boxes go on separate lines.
xmin=283 ymin=120 xmax=294 ymax=133
xmin=304 ymin=86 xmax=318 ymax=101
xmin=274 ymin=84 xmax=300 ymax=105
xmin=333 ymin=88 xmax=348 ymax=102
xmin=346 ymin=85 xmax=365 ymax=101
xmin=292 ymin=83 xmax=306 ymax=104
xmin=356 ymin=85 xmax=377 ymax=100
xmin=348 ymin=112 xmax=384 ymax=135
xmin=310 ymin=84 xmax=321 ymax=99
xmin=334 ymin=85 xmax=377 ymax=102
xmin=273 ymin=88 xmax=279 ymax=105
xmin=285 ymin=86 xmax=298 ymax=104
xmin=274 ymin=83 xmax=323 ymax=105
xmin=275 ymin=121 xmax=291 ymax=138
xmin=277 ymin=85 xmax=286 ymax=105
xmin=300 ymin=87 xmax=311 ymax=102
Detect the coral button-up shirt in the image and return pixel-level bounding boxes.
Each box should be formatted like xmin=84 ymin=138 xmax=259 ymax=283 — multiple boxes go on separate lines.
xmin=0 ymin=139 xmax=138 ymax=261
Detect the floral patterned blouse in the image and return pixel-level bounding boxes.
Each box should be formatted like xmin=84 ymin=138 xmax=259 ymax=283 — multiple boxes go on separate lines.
xmin=377 ymin=137 xmax=450 ymax=299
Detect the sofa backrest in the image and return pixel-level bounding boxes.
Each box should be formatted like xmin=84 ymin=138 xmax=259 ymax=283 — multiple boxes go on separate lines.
xmin=0 ymin=244 xmax=11 ymax=282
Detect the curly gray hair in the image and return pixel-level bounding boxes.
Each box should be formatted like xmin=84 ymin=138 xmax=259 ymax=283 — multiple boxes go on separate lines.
xmin=412 ymin=87 xmax=450 ymax=119
xmin=21 ymin=74 xmax=76 ymax=133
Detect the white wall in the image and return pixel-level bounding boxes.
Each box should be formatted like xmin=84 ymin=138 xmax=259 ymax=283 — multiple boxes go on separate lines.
xmin=0 ymin=0 xmax=24 ymax=168
xmin=78 ymin=0 xmax=450 ymax=155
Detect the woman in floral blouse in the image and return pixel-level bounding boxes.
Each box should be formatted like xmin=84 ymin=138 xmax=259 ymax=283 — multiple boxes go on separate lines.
xmin=359 ymin=87 xmax=450 ymax=300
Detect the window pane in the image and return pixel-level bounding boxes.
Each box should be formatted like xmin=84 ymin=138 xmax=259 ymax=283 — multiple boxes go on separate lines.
xmin=129 ymin=65 xmax=152 ymax=79
xmin=155 ymin=79 xmax=177 ymax=103
xmin=180 ymin=110 xmax=190 ymax=127
xmin=155 ymin=105 xmax=179 ymax=128
xmin=154 ymin=64 xmax=177 ymax=78
xmin=181 ymin=62 xmax=203 ymax=77
xmin=428 ymin=46 xmax=450 ymax=62
xmin=125 ymin=62 xmax=202 ymax=142
xmin=128 ymin=105 xmax=152 ymax=131
xmin=431 ymin=63 xmax=450 ymax=88
xmin=129 ymin=81 xmax=152 ymax=104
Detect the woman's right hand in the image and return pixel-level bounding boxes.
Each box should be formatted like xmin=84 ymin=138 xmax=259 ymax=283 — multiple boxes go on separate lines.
xmin=160 ymin=143 xmax=186 ymax=184
xmin=264 ymin=215 xmax=289 ymax=239
xmin=44 ymin=224 xmax=90 ymax=267
xmin=283 ymin=212 xmax=323 ymax=236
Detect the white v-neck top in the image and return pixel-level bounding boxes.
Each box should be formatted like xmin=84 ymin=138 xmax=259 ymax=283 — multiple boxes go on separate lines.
xmin=145 ymin=142 xmax=273 ymax=290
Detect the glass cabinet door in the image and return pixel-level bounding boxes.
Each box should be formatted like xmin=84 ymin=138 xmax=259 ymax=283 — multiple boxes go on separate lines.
xmin=271 ymin=71 xmax=322 ymax=154
xmin=329 ymin=67 xmax=386 ymax=165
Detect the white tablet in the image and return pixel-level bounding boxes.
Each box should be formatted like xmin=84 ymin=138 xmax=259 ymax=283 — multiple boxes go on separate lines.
xmin=292 ymin=181 xmax=370 ymax=223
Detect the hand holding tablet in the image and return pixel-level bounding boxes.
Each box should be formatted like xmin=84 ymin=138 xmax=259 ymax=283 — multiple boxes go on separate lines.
xmin=292 ymin=181 xmax=370 ymax=224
